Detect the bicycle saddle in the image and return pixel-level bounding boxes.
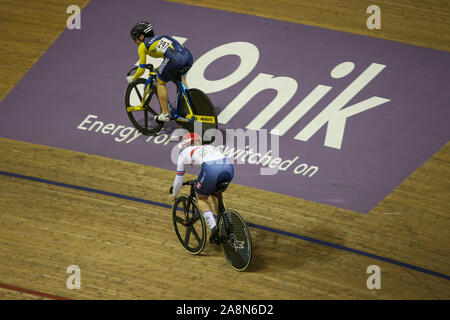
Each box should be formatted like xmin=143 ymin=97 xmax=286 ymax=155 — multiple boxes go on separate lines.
xmin=176 ymin=66 xmax=190 ymax=79
xmin=215 ymin=181 xmax=230 ymax=194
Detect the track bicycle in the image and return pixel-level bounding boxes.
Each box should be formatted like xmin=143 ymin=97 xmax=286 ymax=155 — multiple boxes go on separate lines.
xmin=170 ymin=180 xmax=252 ymax=271
xmin=124 ymin=64 xmax=218 ymax=141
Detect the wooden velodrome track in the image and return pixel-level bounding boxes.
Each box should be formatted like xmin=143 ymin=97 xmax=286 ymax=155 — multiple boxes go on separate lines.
xmin=0 ymin=0 xmax=449 ymax=300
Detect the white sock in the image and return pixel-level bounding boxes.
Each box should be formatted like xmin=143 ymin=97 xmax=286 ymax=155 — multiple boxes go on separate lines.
xmin=202 ymin=211 xmax=216 ymax=230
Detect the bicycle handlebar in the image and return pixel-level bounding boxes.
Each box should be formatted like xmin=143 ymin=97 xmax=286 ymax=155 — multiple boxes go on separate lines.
xmin=169 ymin=180 xmax=196 ymax=195
xmin=126 ymin=64 xmax=154 ymax=76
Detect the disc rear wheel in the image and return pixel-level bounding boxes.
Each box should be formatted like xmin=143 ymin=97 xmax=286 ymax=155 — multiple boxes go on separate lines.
xmin=218 ymin=210 xmax=252 ymax=271
xmin=177 ymin=88 xmax=218 ymax=144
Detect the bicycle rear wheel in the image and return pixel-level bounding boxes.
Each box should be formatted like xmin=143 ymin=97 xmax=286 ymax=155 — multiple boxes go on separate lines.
xmin=218 ymin=210 xmax=252 ymax=271
xmin=177 ymin=88 xmax=218 ymax=144
xmin=172 ymin=195 xmax=207 ymax=255
xmin=125 ymin=78 xmax=164 ymax=136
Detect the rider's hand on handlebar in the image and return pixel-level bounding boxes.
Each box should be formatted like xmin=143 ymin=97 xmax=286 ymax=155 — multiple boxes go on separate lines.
xmin=169 ymin=186 xmax=176 ymax=202
xmin=126 ymin=76 xmax=135 ymax=83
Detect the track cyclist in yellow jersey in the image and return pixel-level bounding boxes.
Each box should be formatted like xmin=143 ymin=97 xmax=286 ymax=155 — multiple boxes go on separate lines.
xmin=127 ymin=21 xmax=193 ymax=123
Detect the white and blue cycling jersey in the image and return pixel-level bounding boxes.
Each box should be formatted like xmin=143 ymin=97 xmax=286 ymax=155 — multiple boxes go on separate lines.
xmin=172 ymin=145 xmax=234 ymax=196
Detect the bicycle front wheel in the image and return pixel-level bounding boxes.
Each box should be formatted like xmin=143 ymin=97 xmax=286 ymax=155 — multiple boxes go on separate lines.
xmin=172 ymin=195 xmax=207 ymax=255
xmin=125 ymin=78 xmax=164 ymax=136
xmin=218 ymin=210 xmax=252 ymax=271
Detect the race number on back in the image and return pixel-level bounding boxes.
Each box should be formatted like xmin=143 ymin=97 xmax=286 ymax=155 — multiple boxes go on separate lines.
xmin=157 ymin=38 xmax=173 ymax=53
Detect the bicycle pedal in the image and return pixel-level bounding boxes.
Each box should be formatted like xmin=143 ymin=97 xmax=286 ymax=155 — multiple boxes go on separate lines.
xmin=209 ymin=231 xmax=220 ymax=245
xmin=209 ymin=238 xmax=220 ymax=245
xmin=154 ymin=114 xmax=171 ymax=123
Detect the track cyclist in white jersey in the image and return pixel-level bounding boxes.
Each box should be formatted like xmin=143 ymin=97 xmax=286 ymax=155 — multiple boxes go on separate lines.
xmin=170 ymin=132 xmax=234 ymax=244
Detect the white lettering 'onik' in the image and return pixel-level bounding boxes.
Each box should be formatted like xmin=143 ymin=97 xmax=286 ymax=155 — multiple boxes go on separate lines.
xmin=136 ymin=37 xmax=391 ymax=150
xmin=186 ymin=41 xmax=259 ymax=94
xmin=217 ymin=61 xmax=389 ymax=150
xmin=219 ymin=73 xmax=298 ymax=130
xmin=294 ymin=63 xmax=389 ymax=149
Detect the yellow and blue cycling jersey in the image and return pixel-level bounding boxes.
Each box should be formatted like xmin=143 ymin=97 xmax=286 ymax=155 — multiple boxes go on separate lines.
xmin=132 ymin=35 xmax=193 ymax=83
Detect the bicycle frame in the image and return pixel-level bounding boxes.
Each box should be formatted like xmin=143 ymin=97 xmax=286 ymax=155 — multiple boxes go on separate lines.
xmin=185 ymin=181 xmax=226 ymax=224
xmin=169 ymin=76 xmax=216 ymax=125
xmin=126 ymin=64 xmax=215 ymax=125
xmin=170 ymin=77 xmax=196 ymax=124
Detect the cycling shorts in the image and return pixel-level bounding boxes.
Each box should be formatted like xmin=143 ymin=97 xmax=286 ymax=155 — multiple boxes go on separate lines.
xmin=194 ymin=158 xmax=234 ymax=196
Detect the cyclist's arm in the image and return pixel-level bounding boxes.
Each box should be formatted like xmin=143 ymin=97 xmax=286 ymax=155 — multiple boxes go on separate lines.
xmin=132 ymin=43 xmax=147 ymax=81
xmin=172 ymin=152 xmax=186 ymax=196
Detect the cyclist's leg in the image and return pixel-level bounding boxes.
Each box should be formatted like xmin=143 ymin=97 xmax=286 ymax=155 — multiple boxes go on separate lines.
xmin=157 ymin=52 xmax=192 ymax=114
xmin=196 ymin=193 xmax=212 ymax=216
xmin=196 ymin=193 xmax=217 ymax=232
xmin=155 ymin=57 xmax=176 ymax=119
xmin=211 ymin=194 xmax=228 ymax=213
xmin=194 ymin=163 xmax=218 ymax=231
xmin=211 ymin=159 xmax=234 ymax=213
xmin=195 ymin=161 xmax=224 ymax=243
xmin=156 ymin=77 xmax=170 ymax=116
xmin=180 ymin=52 xmax=193 ymax=89
xmin=200 ymin=160 xmax=234 ymax=243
